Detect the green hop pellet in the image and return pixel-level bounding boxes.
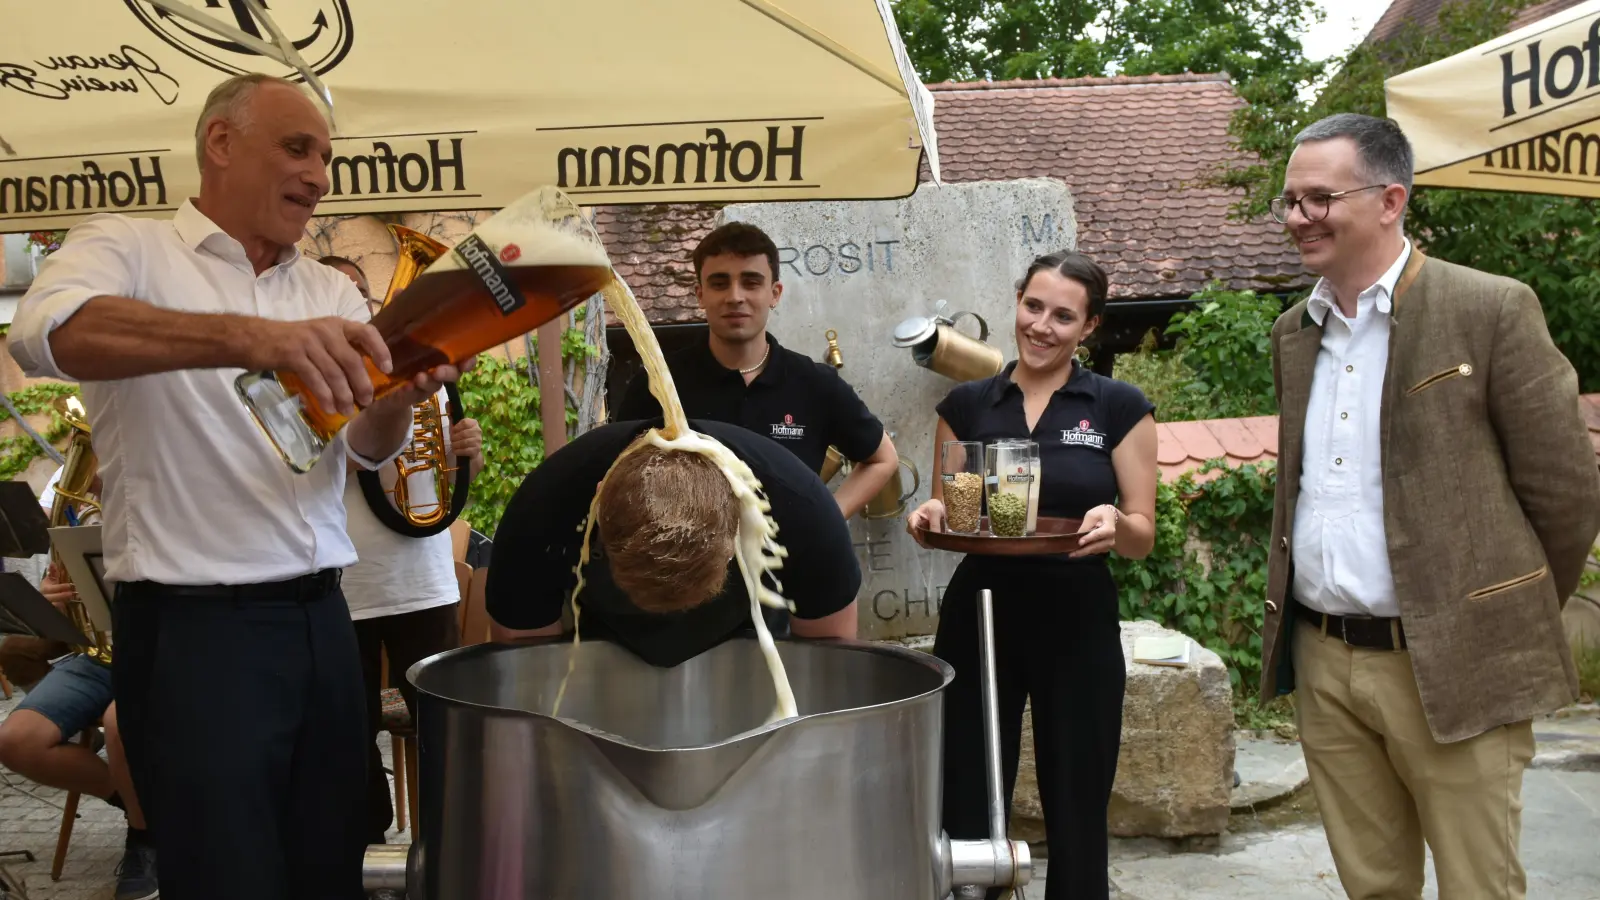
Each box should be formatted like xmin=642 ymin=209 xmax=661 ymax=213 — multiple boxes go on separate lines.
xmin=989 ymin=492 xmax=1028 ymax=537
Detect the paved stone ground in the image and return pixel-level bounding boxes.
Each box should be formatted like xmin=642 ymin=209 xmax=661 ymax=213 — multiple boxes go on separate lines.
xmin=0 ymin=692 xmax=413 ymax=900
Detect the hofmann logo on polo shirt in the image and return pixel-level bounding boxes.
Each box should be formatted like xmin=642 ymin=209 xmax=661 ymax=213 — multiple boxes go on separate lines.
xmin=551 ymin=120 xmax=812 ymax=195
xmin=1061 ymin=419 xmax=1106 ymax=450
xmin=771 ymin=413 xmax=805 ymax=440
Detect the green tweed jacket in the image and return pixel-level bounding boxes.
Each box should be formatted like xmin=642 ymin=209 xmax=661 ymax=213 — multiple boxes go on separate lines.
xmin=1260 ymin=250 xmax=1600 ymax=743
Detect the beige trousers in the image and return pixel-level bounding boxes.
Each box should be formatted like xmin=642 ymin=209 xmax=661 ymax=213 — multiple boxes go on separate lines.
xmin=1292 ymin=618 xmax=1536 ymax=900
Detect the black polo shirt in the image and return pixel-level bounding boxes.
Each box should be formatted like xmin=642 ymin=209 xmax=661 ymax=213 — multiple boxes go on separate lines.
xmin=936 ymin=361 xmax=1154 ymax=525
xmin=484 ymin=418 xmax=861 ymax=668
xmin=614 ymin=334 xmax=884 ymax=473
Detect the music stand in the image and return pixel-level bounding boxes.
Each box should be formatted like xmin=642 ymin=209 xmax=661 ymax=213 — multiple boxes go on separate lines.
xmin=0 ymin=483 xmax=55 ymax=898
xmin=0 ymin=482 xmax=51 ymax=560
xmin=46 ymin=526 xmax=109 ymax=635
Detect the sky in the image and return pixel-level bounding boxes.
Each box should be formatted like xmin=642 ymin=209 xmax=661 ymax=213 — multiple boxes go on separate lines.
xmin=1301 ymin=0 xmax=1398 ymax=61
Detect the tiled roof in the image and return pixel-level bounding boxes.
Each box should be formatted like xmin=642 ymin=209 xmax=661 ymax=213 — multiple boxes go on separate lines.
xmin=922 ymin=75 xmax=1311 ymax=302
xmin=1157 ymin=416 xmax=1279 ymax=484
xmin=1161 ymin=395 xmax=1600 ymax=483
xmin=599 ymin=73 xmax=1311 ymax=323
xmin=592 ymin=204 xmax=718 ymax=325
xmin=1365 ymin=0 xmax=1587 ymax=46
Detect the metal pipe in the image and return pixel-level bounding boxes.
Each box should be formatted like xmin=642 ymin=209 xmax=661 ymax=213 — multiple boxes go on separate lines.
xmin=976 ymin=589 xmax=1007 ymax=854
xmin=947 ymin=836 xmax=1032 ymax=890
xmin=362 ymin=843 xmax=408 ymax=892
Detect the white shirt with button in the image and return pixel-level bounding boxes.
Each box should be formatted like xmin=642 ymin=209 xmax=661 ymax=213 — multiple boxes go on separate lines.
xmin=341 ymin=388 xmax=461 ymax=622
xmin=1292 ymin=240 xmax=1411 ymax=619
xmin=9 ymin=200 xmax=394 ymax=587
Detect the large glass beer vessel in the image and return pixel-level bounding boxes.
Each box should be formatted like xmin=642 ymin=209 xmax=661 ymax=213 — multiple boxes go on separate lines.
xmin=236 ymin=186 xmax=613 ymax=473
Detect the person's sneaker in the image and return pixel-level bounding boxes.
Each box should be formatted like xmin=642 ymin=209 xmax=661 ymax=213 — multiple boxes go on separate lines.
xmin=113 ymin=842 xmax=158 ymax=900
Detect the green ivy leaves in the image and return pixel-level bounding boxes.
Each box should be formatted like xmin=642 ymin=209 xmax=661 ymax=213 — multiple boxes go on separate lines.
xmin=1110 ymin=459 xmax=1277 ymax=696
xmin=0 ymin=383 xmax=83 ymax=482
xmin=455 ymin=326 xmax=596 ymax=537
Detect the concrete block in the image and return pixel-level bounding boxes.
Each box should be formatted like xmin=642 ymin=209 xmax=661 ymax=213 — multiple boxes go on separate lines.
xmin=718 ymin=179 xmax=1078 ymax=639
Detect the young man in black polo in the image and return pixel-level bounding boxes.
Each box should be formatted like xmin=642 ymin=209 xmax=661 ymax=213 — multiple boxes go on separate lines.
xmin=614 ymin=222 xmax=897 ymax=520
xmin=485 ymin=417 xmax=860 ymax=667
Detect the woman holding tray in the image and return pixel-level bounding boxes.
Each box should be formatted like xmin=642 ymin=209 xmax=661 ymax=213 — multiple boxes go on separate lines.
xmin=906 ymin=250 xmax=1158 ymax=900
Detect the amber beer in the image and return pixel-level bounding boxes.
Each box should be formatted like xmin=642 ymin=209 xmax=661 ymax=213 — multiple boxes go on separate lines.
xmin=236 ymin=186 xmax=614 ymax=473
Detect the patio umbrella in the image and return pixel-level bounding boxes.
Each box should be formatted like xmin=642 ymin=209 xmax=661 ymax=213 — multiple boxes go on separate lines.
xmin=1384 ymin=0 xmax=1600 ymax=198
xmin=0 ymin=0 xmax=938 ymax=232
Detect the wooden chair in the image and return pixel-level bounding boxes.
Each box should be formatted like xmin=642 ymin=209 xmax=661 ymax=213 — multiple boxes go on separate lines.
xmin=50 ymin=724 xmax=98 ymax=881
xmin=384 ymin=549 xmax=488 ymax=834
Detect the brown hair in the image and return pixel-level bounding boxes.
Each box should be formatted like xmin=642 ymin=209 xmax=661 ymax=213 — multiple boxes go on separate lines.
xmin=692 ymin=222 xmax=782 ymax=283
xmin=1015 ymin=250 xmax=1109 ymax=320
xmin=595 ymin=439 xmax=740 ymax=614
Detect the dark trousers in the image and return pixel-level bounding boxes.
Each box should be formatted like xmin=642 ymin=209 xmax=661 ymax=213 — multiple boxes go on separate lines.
xmin=112 ymin=574 xmax=367 ymax=900
xmin=933 ymin=556 xmax=1126 ymax=900
xmin=353 ymin=602 xmax=459 ymax=844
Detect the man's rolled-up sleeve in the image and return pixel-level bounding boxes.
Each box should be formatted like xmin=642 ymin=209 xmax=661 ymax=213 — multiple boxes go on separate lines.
xmin=344 ymin=436 xmax=404 ymax=471
xmin=10 ymin=216 xmax=141 ymax=380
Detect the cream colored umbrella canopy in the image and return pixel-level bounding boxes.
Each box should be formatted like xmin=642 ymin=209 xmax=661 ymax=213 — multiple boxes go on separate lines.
xmin=0 ymin=0 xmax=938 ymax=232
xmin=1385 ymin=0 xmax=1600 ymax=198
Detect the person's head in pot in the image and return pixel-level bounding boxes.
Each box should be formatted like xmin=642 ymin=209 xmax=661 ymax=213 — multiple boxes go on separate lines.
xmin=485 ymin=418 xmax=861 ymax=669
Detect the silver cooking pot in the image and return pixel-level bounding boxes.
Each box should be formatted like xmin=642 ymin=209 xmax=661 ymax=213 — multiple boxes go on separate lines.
xmin=366 ymin=598 xmax=1029 ymax=899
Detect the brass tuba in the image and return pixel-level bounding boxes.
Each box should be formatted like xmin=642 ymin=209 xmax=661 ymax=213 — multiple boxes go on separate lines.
xmin=355 ymin=224 xmax=473 ymax=538
xmin=50 ymin=395 xmax=110 ymax=664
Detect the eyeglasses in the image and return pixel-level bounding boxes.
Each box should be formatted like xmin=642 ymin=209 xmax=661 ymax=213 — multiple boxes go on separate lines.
xmin=1270 ymin=184 xmax=1388 ymax=224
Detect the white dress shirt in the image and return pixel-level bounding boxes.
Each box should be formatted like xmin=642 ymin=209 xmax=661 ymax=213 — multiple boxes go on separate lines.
xmin=9 ymin=201 xmax=391 ymax=586
xmin=342 ymin=388 xmax=460 ymax=622
xmin=1292 ymin=240 xmax=1412 ymax=619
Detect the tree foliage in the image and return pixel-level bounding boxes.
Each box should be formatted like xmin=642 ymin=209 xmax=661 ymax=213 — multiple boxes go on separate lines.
xmin=1221 ymin=0 xmax=1600 ymax=391
xmin=891 ymin=0 xmax=1323 ymax=84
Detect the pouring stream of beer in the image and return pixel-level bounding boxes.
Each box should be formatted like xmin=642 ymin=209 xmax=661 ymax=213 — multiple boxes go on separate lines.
xmin=551 ymin=277 xmax=798 ymax=726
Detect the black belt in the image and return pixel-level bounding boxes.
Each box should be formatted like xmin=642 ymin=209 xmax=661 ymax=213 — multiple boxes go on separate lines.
xmin=1294 ymin=601 xmax=1407 ymax=651
xmin=119 ymin=568 xmax=342 ymax=603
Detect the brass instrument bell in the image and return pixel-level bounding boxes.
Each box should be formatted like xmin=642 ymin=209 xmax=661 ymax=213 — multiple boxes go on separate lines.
xmin=892 ymin=305 xmax=1004 ymax=383
xmin=50 ymin=394 xmax=110 ymax=661
xmin=353 ymin=224 xmax=469 ymax=536
xmin=51 ymin=396 xmax=100 ymax=518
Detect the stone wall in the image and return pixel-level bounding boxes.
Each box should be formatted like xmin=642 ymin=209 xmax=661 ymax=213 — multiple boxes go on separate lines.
xmin=717 ymin=179 xmax=1078 ymax=639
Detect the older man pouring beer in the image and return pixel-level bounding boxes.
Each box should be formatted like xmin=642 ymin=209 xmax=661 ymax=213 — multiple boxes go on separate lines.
xmin=8 ymin=73 xmax=466 ymax=900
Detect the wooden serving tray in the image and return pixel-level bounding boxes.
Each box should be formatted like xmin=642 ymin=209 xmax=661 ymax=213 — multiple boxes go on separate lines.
xmin=914 ymin=515 xmax=1087 ymax=556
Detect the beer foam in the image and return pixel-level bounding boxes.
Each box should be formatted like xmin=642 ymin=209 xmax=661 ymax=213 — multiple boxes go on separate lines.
xmin=421 ymin=189 xmax=611 ymax=277
xmin=552 ymin=276 xmax=800 ymax=727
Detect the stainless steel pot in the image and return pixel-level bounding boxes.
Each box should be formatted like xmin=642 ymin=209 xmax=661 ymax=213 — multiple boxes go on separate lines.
xmin=368 ymin=603 xmax=1028 ymax=899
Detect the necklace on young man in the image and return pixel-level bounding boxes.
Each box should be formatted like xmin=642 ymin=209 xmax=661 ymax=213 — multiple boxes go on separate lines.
xmin=739 ymin=343 xmax=772 ymax=374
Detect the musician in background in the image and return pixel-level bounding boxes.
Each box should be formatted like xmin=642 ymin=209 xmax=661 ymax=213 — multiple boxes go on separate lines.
xmin=8 ymin=72 xmax=466 ymax=899
xmin=320 ymin=254 xmax=485 ymax=847
xmin=0 ymin=477 xmax=158 ymax=900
